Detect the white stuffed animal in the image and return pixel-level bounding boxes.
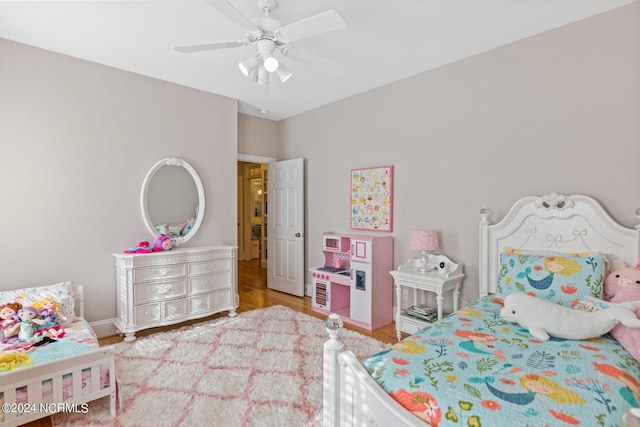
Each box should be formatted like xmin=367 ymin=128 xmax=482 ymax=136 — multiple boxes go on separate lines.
xmin=425 ymin=254 xmax=459 ymax=276
xmin=500 ymin=293 xmax=640 ymax=341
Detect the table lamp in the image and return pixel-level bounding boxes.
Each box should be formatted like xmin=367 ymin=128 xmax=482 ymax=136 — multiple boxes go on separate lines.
xmin=410 ymin=230 xmax=439 ymax=272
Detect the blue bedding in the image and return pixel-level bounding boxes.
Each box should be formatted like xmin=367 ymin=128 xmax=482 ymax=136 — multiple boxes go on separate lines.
xmin=362 ymin=296 xmax=640 ymax=426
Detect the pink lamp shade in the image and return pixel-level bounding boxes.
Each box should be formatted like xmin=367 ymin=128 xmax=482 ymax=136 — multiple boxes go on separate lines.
xmin=410 ymin=230 xmax=439 ymax=251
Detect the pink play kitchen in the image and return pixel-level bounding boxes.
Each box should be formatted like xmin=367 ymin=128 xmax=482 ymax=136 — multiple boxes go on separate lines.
xmin=310 ymin=232 xmax=393 ymax=330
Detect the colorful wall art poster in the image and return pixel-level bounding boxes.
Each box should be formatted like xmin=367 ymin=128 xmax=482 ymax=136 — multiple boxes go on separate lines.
xmin=350 ymin=166 xmax=393 ymax=232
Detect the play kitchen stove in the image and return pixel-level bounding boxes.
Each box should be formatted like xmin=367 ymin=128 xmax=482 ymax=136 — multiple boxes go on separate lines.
xmin=316 ymin=266 xmax=351 ymax=275
xmin=317 ymin=266 xmax=344 ymax=273
xmin=310 ymin=232 xmax=393 ymax=330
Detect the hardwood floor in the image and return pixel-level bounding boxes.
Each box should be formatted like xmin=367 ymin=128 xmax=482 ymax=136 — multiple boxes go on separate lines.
xmin=232 ymin=259 xmax=400 ymax=344
xmin=101 ymin=259 xmax=399 ymax=345
xmin=24 ymin=259 xmax=399 ymax=427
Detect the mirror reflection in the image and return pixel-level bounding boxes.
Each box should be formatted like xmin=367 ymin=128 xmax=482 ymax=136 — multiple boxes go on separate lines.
xmin=147 ymin=165 xmax=199 ymax=238
xmin=140 ymin=157 xmax=205 ymax=246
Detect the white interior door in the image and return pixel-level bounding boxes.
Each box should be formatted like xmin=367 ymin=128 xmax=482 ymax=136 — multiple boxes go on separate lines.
xmin=268 ymin=158 xmax=305 ymax=296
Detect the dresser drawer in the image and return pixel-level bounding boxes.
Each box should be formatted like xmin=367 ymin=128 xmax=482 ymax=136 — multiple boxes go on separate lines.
xmin=188 ymin=259 xmax=231 ymax=276
xmin=189 ymin=272 xmax=231 ymax=294
xmin=189 ymin=290 xmax=231 ymax=314
xmin=134 ymin=279 xmax=187 ymax=304
xmin=135 ymin=303 xmax=161 ymax=324
xmin=165 ymin=299 xmax=188 ymax=320
xmin=210 ymin=289 xmax=231 ymax=309
xmin=133 ymin=264 xmax=186 ymax=284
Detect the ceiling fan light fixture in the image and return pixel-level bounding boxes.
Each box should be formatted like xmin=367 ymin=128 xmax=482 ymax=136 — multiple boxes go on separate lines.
xmin=175 ymin=2 xmax=347 ymax=89
xmin=255 ymin=65 xmax=269 ymax=86
xmin=238 ymin=56 xmax=258 ymax=77
xmin=276 ymin=64 xmax=292 ymax=82
xmin=263 ymin=55 xmax=279 ymax=72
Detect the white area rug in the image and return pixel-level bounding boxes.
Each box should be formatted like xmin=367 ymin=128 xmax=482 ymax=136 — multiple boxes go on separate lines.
xmin=52 ymin=305 xmax=387 ymax=426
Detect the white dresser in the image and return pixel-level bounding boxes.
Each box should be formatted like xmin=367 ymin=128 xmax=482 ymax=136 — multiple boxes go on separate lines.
xmin=113 ymin=245 xmax=238 ymax=342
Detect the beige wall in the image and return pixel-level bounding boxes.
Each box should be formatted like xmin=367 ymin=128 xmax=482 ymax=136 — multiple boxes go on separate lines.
xmin=238 ymin=114 xmax=280 ymax=157
xmin=278 ymin=3 xmax=640 ymax=308
xmin=0 ymin=39 xmax=238 ymax=330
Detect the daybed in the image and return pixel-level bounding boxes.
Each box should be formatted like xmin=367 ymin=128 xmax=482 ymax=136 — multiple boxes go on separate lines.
xmin=0 ymin=281 xmax=117 ymax=427
xmin=323 ymin=193 xmax=640 ymax=426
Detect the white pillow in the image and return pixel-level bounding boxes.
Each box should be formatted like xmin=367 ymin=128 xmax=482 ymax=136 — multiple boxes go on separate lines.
xmin=0 ymin=281 xmax=76 ymax=327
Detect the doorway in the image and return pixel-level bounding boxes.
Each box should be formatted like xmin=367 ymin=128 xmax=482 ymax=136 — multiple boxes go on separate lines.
xmin=237 ymin=155 xmax=274 ymax=290
xmin=237 ymin=155 xmax=305 ymax=297
xmin=237 ymin=161 xmax=268 ymax=265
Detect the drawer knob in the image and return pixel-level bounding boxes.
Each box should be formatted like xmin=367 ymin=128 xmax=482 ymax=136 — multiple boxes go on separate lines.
xmin=152 ymin=285 xmax=173 ymax=294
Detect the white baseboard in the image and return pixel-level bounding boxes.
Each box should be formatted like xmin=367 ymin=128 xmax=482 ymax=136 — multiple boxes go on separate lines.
xmin=92 ymin=285 xmax=317 ymax=338
xmin=89 ymin=318 xmax=118 ymax=339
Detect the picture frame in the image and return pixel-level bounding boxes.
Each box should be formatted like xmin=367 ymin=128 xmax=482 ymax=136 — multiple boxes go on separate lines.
xmin=350 ymin=165 xmax=393 ymax=232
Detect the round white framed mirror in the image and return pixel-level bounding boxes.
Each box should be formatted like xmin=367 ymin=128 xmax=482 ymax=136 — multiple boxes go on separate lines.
xmin=140 ymin=157 xmax=205 ymax=247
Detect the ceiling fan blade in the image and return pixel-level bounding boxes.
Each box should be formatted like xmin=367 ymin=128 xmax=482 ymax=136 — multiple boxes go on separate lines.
xmin=283 ymin=47 xmax=343 ymax=78
xmin=174 ymin=41 xmax=248 ymax=53
xmin=203 ymin=0 xmax=259 ymax=32
xmin=276 ymin=10 xmax=346 ymax=43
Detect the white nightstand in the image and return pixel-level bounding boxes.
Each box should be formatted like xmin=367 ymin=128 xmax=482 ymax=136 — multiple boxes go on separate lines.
xmin=390 ymin=255 xmax=464 ymax=341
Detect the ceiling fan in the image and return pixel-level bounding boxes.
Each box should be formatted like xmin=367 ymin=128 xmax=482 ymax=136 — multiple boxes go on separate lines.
xmin=175 ymin=0 xmax=347 ymax=86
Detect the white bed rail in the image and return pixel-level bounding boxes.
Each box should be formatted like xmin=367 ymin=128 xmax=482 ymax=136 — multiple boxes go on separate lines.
xmin=1 ymin=345 xmax=116 ymax=427
xmin=323 ymin=314 xmax=428 ymax=427
xmin=1 ymin=283 xmax=117 ymax=426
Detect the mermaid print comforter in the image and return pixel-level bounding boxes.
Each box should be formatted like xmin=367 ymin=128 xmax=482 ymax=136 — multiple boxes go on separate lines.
xmin=362 ymin=296 xmax=640 ymax=426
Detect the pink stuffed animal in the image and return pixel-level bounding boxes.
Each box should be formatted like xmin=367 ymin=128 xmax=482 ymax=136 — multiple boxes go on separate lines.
xmin=152 ymin=234 xmax=173 ymax=252
xmin=604 ymin=264 xmax=640 ymax=362
xmin=604 ymin=264 xmax=640 ymax=301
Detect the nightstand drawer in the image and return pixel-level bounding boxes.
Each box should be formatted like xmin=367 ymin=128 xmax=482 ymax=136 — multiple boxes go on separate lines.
xmin=133 ymin=264 xmax=186 ymax=283
xmin=398 ymin=314 xmax=430 ymax=335
xmin=134 ymin=279 xmax=187 ymax=304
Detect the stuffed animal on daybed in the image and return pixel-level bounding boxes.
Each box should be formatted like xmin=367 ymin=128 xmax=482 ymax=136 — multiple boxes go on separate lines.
xmin=500 ymin=293 xmax=640 ymax=341
xmin=1 ymin=301 xmax=22 ymax=342
xmin=152 ymin=234 xmax=174 ymax=252
xmin=16 ymin=306 xmax=46 ymax=342
xmin=32 ymin=296 xmax=66 ymax=338
xmin=604 ymin=264 xmax=640 ymax=362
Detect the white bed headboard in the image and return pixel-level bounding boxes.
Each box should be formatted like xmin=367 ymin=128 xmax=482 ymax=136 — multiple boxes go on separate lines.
xmin=479 ymin=193 xmax=640 ymax=296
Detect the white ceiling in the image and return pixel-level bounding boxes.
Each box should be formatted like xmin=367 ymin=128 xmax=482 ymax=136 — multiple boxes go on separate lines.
xmin=0 ymin=0 xmax=635 ymax=121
